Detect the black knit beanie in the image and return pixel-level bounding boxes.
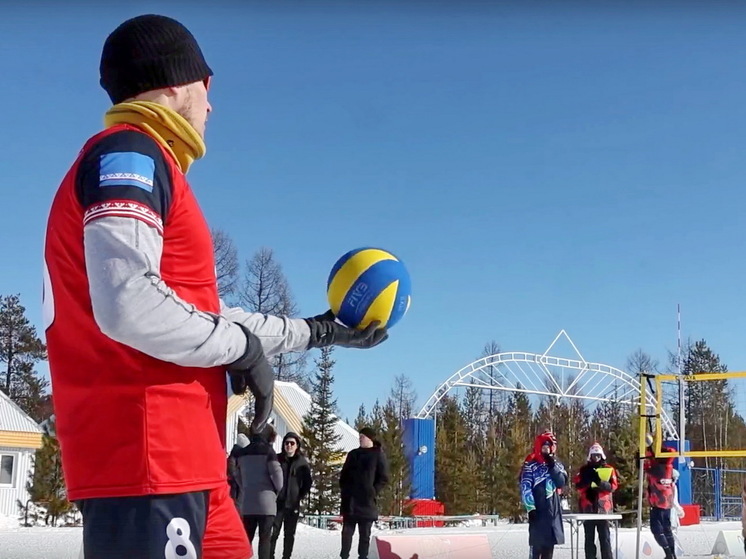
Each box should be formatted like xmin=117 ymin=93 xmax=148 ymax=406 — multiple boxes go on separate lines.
xmin=283 ymin=432 xmax=302 ymax=448
xmin=359 ymin=427 xmax=377 ymax=443
xmin=100 ymin=14 xmax=213 ymax=104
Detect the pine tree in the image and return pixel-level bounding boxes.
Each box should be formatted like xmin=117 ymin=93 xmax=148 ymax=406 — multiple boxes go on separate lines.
xmin=483 ymin=412 xmax=507 ymax=514
xmin=389 ymin=375 xmax=417 ymax=421
xmin=606 ymin=408 xmax=640 ymax=523
xmin=552 ymin=397 xmax=590 ymax=507
xmin=673 ymin=338 xmax=746 ymax=507
xmin=301 ymin=347 xmax=343 ymax=515
xmin=0 ymin=294 xmax=48 ymax=420
xmin=497 ymin=390 xmax=532 ymax=522
xmin=534 ymin=399 xmax=554 ymax=435
xmin=681 ymin=340 xmax=730 ymax=467
xmin=434 ymin=395 xmax=473 ymax=514
xmin=480 ymin=340 xmax=505 ymax=415
xmin=11 ymin=363 xmax=51 ymax=424
xmin=24 ymin=417 xmax=73 ymax=526
xmin=377 ymin=397 xmax=411 ymax=516
xmin=461 ymin=386 xmax=487 ymax=511
xmin=367 ymin=399 xmax=385 ymax=435
xmin=354 ymin=403 xmax=367 ymax=432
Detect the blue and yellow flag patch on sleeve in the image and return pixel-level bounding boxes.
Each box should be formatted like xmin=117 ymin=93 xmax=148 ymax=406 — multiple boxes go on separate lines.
xmin=99 ymin=152 xmax=155 ymax=192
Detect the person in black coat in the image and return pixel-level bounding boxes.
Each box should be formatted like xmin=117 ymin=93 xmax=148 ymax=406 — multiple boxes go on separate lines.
xmin=271 ymin=432 xmax=312 ymax=559
xmin=228 ymin=433 xmax=250 ymax=505
xmin=339 ymin=427 xmax=390 ymax=559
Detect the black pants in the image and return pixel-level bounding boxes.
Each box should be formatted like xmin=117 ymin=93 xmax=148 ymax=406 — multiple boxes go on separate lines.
xmin=531 ymin=546 xmax=554 ymax=559
xmin=650 ymin=507 xmax=675 ymax=552
xmin=271 ymin=508 xmax=300 ymax=559
xmin=583 ymin=519 xmax=612 ymax=559
xmin=77 ymin=491 xmax=208 ymax=559
xmin=341 ymin=518 xmax=374 ymax=559
xmin=243 ymin=514 xmax=274 ymax=559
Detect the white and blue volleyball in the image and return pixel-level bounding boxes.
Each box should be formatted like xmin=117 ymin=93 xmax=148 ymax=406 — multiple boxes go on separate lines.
xmin=327 ymin=248 xmax=411 ymax=330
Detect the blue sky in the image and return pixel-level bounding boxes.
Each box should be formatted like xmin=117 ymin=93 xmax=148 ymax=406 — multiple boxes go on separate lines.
xmin=2 ymin=1 xmax=746 ymax=421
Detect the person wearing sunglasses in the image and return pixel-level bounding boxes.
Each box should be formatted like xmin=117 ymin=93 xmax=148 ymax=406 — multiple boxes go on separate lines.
xmin=271 ymin=433 xmax=312 ymax=559
xmin=44 ymin=13 xmax=387 ymax=559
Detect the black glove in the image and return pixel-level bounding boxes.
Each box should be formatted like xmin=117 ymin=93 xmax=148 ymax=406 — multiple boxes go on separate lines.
xmin=228 ymin=323 xmax=275 ymax=434
xmin=305 ymin=310 xmax=388 ymax=349
xmin=544 ymin=454 xmax=555 ymax=468
xmin=598 ymin=481 xmax=612 ymax=492
xmin=528 ymin=510 xmax=537 ymax=523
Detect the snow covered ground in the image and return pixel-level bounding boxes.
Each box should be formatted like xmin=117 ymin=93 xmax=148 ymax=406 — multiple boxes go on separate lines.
xmin=0 ymin=514 xmax=740 ymax=558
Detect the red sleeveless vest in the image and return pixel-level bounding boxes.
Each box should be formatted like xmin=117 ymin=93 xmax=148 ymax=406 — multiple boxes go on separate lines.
xmin=44 ymin=124 xmax=227 ymax=499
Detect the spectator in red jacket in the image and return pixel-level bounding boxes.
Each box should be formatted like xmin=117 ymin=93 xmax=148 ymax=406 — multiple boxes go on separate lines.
xmin=574 ymin=443 xmax=618 ymax=559
xmin=644 ymin=434 xmax=677 ymax=559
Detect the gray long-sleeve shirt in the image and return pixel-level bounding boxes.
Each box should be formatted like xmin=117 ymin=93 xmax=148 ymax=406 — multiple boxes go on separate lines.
xmin=84 ymin=215 xmax=311 ymax=368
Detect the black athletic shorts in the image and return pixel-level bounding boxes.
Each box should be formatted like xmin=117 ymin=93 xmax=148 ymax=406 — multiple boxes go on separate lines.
xmin=78 ymin=490 xmax=209 ymax=559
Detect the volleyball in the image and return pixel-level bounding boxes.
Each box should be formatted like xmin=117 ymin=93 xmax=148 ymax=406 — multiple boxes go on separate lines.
xmin=327 ymin=247 xmax=411 ymax=330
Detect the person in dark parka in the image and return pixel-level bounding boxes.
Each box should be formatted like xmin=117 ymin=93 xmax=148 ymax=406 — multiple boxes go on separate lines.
xmin=271 ymin=432 xmax=312 ymax=559
xmin=235 ymin=424 xmax=283 ymax=559
xmin=339 ymin=427 xmax=390 ymax=559
xmin=520 ymin=431 xmax=568 ymax=559
xmin=228 ymin=432 xmax=250 ymax=504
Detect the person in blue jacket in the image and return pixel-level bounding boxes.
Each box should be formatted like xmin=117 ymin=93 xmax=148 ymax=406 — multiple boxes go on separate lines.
xmin=521 ymin=431 xmax=568 ymax=559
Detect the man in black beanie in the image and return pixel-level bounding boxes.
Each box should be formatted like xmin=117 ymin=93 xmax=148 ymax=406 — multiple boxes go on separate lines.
xmin=339 ymin=427 xmax=390 ymax=559
xmin=44 ymin=14 xmax=387 ymax=559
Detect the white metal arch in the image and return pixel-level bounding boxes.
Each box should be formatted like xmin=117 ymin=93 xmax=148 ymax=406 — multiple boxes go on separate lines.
xmin=416 ymin=330 xmax=677 ymax=438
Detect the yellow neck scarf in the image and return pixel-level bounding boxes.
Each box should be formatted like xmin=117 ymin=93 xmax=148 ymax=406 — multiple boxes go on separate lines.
xmin=104 ymin=101 xmax=206 ymax=174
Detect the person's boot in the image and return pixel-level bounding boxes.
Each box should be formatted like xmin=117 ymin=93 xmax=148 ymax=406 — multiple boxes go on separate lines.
xmin=663 ymin=547 xmax=675 ymax=559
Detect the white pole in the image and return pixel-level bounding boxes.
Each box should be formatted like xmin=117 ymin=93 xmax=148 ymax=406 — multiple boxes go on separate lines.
xmin=678 ymin=304 xmax=686 ymax=465
xmin=636 ymin=380 xmax=646 ymax=559
xmin=636 ymin=456 xmax=644 ymax=559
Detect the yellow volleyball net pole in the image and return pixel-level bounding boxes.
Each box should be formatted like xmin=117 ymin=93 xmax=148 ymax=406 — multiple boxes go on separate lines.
xmin=645 ymin=371 xmax=746 ymax=459
xmin=638 ymin=371 xmax=746 ymax=559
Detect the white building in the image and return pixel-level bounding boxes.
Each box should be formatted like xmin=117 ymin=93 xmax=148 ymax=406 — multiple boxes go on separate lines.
xmin=0 ymin=390 xmax=42 ymax=517
xmin=226 ymin=381 xmax=359 ymax=456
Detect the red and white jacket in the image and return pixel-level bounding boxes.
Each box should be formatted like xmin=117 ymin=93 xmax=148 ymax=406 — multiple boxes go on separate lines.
xmin=644 ymin=447 xmax=676 ymax=510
